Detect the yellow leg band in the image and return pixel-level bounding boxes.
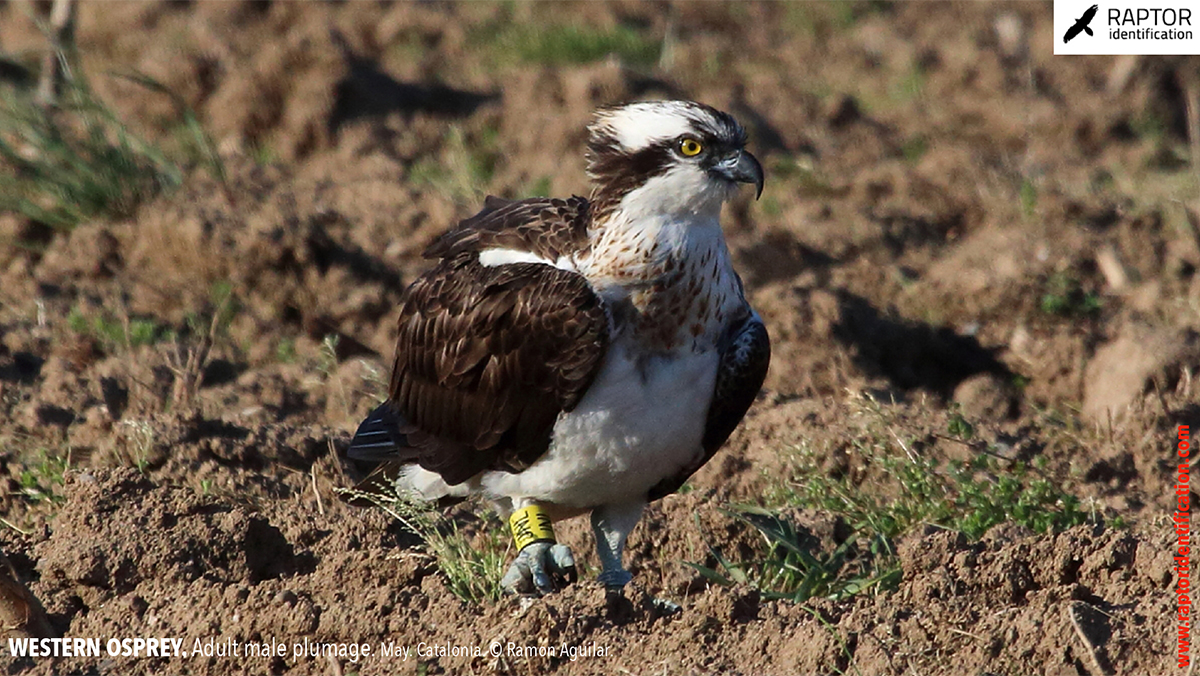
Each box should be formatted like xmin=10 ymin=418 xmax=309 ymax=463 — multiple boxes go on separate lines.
xmin=509 ymin=505 xmax=556 ymax=550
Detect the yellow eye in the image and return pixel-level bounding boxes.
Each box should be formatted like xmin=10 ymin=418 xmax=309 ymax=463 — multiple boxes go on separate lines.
xmin=679 ymin=138 xmax=703 ymax=157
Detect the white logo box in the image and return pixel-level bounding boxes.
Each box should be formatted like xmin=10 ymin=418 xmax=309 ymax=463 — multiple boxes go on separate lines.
xmin=1055 ymin=0 xmax=1200 ymax=55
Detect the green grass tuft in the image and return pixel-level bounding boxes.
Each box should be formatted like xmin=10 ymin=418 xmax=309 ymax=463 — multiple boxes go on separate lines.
xmin=472 ymin=14 xmax=659 ymax=69
xmin=778 ymin=433 xmax=1090 ymax=543
xmin=1019 ymin=178 xmax=1038 ymax=218
xmin=688 ymin=507 xmax=900 ymax=603
xmin=503 ymin=24 xmax=659 ymax=66
xmin=17 ymin=448 xmax=70 ymax=505
xmin=67 ymin=305 xmax=173 ymax=352
xmin=1039 ymin=271 xmax=1101 ymax=317
xmin=338 ymin=485 xmax=508 ymax=606
xmin=692 ymin=396 xmax=1093 ymax=603
xmin=523 ymin=175 xmax=553 ymax=198
xmin=275 ymin=337 xmax=298 ymax=364
xmin=900 ymin=135 xmax=928 ymax=164
xmin=423 ymin=517 xmax=510 ymax=606
xmin=409 ymin=125 xmax=498 ymax=205
xmin=0 ymin=56 xmax=170 ymax=229
xmin=947 ymin=411 xmax=975 ymax=440
xmin=0 ymin=48 xmax=223 ymax=231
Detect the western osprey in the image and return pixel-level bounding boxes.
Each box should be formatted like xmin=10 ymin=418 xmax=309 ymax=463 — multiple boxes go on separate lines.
xmin=346 ymin=100 xmax=770 ymax=598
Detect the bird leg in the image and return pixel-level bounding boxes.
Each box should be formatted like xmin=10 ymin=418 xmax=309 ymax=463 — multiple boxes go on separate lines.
xmin=590 ymin=501 xmax=645 ymax=590
xmin=592 ymin=501 xmax=683 ymax=618
xmin=499 ymin=504 xmax=577 ymax=595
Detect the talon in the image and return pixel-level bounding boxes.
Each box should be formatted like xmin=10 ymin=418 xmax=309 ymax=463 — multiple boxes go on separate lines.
xmin=500 ymin=541 xmax=578 ymax=596
xmin=549 ymin=543 xmax=578 ymax=585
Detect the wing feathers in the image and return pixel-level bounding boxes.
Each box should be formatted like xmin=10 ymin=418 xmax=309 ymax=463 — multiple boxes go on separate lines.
xmin=424 ymin=196 xmax=591 ymax=263
xmin=384 ymin=253 xmax=607 ymax=482
xmin=348 ymin=195 xmax=606 ymax=490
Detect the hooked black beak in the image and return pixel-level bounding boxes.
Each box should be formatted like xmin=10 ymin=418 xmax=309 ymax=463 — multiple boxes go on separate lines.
xmin=714 ymin=150 xmax=765 ymax=199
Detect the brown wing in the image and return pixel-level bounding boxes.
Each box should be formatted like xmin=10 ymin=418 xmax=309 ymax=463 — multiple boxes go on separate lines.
xmin=424 ymin=195 xmax=591 ymax=263
xmin=647 ymin=312 xmax=770 ymax=501
xmin=348 ymin=195 xmax=606 ymax=487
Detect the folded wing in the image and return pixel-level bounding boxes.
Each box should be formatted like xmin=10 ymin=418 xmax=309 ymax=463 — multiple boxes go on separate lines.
xmin=348 ymin=197 xmax=608 ymax=488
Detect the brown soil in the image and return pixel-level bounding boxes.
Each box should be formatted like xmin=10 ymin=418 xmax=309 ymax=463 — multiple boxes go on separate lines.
xmin=0 ymin=2 xmax=1195 ymax=675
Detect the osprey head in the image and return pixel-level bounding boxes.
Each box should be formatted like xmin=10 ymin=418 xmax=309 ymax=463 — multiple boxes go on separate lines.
xmin=586 ymin=101 xmax=764 ymax=219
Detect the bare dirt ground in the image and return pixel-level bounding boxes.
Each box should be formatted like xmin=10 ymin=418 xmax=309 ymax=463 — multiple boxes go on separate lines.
xmin=0 ymin=2 xmax=1196 ymax=675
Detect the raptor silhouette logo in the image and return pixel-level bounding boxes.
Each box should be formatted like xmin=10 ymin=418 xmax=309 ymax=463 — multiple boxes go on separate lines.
xmin=1064 ymin=4 xmax=1099 ymax=42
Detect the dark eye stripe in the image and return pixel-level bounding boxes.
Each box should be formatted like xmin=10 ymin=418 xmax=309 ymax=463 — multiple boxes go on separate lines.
xmin=586 ymin=136 xmax=678 ymax=218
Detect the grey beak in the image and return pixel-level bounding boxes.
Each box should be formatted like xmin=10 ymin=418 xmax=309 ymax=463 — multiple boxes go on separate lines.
xmin=716 ymin=150 xmax=765 ymax=199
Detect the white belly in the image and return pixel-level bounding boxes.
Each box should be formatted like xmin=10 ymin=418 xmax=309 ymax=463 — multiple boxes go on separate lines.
xmin=480 ymin=338 xmax=718 ymax=508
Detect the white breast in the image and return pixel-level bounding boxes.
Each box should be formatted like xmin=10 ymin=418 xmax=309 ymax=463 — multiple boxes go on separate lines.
xmin=480 ymin=336 xmax=718 ymax=508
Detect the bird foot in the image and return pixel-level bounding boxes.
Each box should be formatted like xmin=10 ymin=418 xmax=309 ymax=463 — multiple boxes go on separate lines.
xmin=500 ymin=542 xmax=577 ymax=596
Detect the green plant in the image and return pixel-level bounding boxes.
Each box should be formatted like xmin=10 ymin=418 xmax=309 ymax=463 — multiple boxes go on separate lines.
xmin=783 ymin=435 xmax=1090 ymax=542
xmin=786 ymin=1 xmax=891 ymax=38
xmin=693 ymin=398 xmax=1092 ymax=602
xmin=114 ymin=71 xmax=226 ymax=188
xmin=760 ymin=195 xmax=783 ymax=217
xmin=318 ymin=334 xmax=340 ymax=378
xmin=768 ymin=156 xmax=840 ymax=198
xmin=900 ymin=135 xmax=928 ymax=164
xmin=947 ymin=411 xmax=974 ymax=440
xmin=524 ymin=175 xmax=552 ymax=198
xmin=67 ymin=305 xmax=172 ymax=352
xmin=0 ymin=52 xmax=171 ymax=230
xmin=0 ymin=45 xmax=221 ymax=231
xmin=1019 ymin=178 xmax=1038 ymax=218
xmin=166 ymin=280 xmax=240 ymax=409
xmin=1040 ymin=272 xmax=1101 ymax=317
xmin=800 ymin=605 xmax=866 ymax=676
xmin=250 ymin=143 xmax=276 ymax=167
xmin=0 ymin=72 xmax=177 ymax=229
xmin=17 ymin=448 xmax=70 ymax=505
xmin=1130 ymin=109 xmax=1167 ymax=140
xmin=424 ymin=516 xmax=510 ymax=606
xmin=189 ymin=280 xmax=239 ymax=338
xmin=275 ymin=337 xmax=298 ymax=364
xmin=338 ymin=485 xmax=508 ymax=605
xmin=409 ymin=125 xmax=498 ymax=204
xmin=948 ymin=455 xmax=1088 ymax=538
xmin=688 ymin=507 xmax=901 ymax=603
xmin=891 ymin=64 xmax=925 ymax=103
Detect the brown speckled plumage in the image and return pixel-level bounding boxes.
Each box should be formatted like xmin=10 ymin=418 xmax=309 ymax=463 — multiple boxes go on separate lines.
xmin=426 ymin=195 xmax=592 ymax=264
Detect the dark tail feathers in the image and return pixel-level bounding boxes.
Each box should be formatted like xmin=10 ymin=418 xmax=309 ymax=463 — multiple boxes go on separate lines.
xmin=347 ymin=402 xmax=407 ymax=463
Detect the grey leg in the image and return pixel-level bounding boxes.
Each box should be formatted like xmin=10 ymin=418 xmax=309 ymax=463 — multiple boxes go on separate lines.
xmin=590 ymin=501 xmax=645 ymax=590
